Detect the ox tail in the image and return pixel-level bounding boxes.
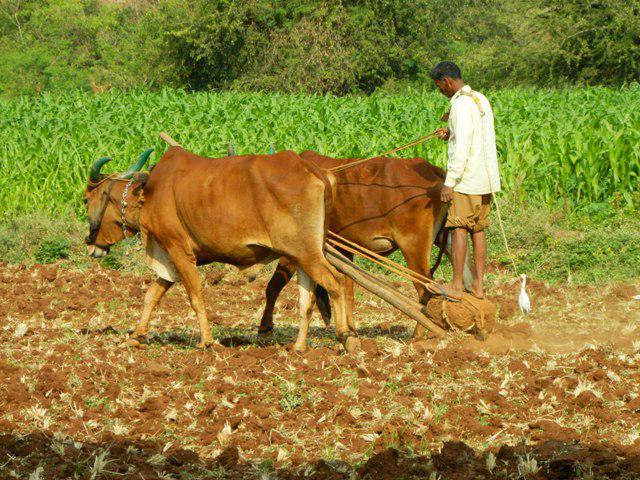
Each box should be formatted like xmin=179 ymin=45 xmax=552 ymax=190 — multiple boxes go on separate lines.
xmin=297 ymin=156 xmax=335 ymax=237
xmin=297 ymin=156 xmax=336 ymax=326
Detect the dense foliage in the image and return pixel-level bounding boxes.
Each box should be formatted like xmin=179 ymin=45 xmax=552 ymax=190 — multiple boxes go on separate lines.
xmin=1 ymin=87 xmax=638 ymax=215
xmin=1 ymin=0 xmax=638 ymax=96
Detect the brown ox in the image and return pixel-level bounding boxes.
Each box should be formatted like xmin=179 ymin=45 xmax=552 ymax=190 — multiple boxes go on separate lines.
xmin=258 ymin=151 xmax=475 ymax=343
xmin=83 ymin=147 xmax=360 ymax=352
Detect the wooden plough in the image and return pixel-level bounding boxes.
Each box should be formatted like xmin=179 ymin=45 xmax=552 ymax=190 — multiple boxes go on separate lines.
xmin=324 ymin=239 xmax=496 ymax=339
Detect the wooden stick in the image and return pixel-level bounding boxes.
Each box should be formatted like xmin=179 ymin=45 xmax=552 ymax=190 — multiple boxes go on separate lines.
xmin=325 ymin=245 xmax=447 ymax=337
xmin=326 ymin=238 xmax=429 ymax=287
xmin=328 ymin=231 xmax=435 ymax=284
xmin=326 ymin=245 xmax=423 ymax=313
xmin=159 ymin=132 xmax=181 ymax=147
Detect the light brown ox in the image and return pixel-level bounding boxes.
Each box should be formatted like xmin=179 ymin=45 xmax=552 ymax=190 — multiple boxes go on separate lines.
xmin=83 ymin=147 xmax=360 ymax=352
xmin=258 ymin=151 xmax=475 ymax=344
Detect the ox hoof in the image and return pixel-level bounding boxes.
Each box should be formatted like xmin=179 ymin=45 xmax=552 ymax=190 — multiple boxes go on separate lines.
xmin=196 ymin=340 xmax=216 ymax=350
xmin=343 ymin=336 xmax=361 ymax=354
xmin=293 ymin=343 xmax=307 ymax=353
xmin=475 ymin=329 xmax=488 ymax=341
xmin=257 ymin=326 xmax=274 ymax=336
xmin=119 ymin=338 xmax=146 ymax=349
xmin=130 ymin=332 xmax=148 ymax=342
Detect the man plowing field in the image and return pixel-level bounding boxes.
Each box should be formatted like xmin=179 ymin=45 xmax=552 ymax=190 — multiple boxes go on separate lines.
xmin=430 ymin=61 xmax=501 ymax=300
xmin=257 ymin=62 xmax=501 ymax=340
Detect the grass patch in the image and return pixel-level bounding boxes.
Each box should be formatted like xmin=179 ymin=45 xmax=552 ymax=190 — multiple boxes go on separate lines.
xmin=487 ymin=199 xmax=640 ymax=283
xmin=34 ymin=236 xmax=70 ymax=264
xmin=0 ymin=213 xmax=80 ymax=265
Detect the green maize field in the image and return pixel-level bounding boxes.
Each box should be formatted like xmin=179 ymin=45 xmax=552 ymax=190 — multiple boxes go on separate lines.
xmin=1 ymin=86 xmax=638 ymax=215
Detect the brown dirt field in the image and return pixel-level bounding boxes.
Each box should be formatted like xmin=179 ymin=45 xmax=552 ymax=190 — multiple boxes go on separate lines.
xmin=1 ymin=261 xmax=639 ymax=479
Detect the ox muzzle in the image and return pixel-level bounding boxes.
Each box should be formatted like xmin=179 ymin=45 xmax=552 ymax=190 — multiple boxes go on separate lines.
xmin=86 ymin=244 xmax=110 ymax=258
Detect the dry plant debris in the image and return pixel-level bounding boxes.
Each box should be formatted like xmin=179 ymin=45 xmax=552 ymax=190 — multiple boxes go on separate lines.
xmin=1 ymin=262 xmax=639 ymax=478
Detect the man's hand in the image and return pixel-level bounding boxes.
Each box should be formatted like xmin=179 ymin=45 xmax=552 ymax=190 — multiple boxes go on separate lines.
xmin=441 ymin=185 xmax=454 ymax=203
xmin=435 ymin=127 xmax=450 ymax=141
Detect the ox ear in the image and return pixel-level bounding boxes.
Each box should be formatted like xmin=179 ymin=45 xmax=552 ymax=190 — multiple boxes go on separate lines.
xmin=89 ymin=156 xmax=111 ymax=184
xmin=119 ymin=148 xmax=154 ymax=179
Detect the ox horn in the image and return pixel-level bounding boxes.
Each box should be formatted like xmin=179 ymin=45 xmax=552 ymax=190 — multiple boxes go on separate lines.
xmin=119 ymin=148 xmax=154 ymax=179
xmin=89 ymin=157 xmax=111 ymax=183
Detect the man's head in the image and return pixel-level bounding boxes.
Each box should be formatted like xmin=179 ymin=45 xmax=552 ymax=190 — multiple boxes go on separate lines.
xmin=429 ymin=61 xmax=464 ymax=97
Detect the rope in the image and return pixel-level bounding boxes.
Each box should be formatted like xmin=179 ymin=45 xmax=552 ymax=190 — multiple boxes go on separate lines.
xmin=328 ymin=131 xmax=438 ymax=173
xmin=490 ymin=192 xmax=519 ymax=276
xmin=87 ymin=174 xmax=133 ymax=189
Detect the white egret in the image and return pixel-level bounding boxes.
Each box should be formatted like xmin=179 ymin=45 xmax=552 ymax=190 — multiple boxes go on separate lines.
xmin=519 ymin=274 xmax=531 ymax=314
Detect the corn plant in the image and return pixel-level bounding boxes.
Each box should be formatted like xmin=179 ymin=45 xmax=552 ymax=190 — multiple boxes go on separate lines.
xmin=0 ymin=85 xmax=638 ymax=215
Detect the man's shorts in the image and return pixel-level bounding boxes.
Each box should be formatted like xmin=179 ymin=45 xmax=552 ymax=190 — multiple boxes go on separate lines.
xmin=445 ymin=192 xmax=491 ymax=232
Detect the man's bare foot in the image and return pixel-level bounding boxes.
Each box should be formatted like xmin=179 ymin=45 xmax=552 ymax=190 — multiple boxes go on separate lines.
xmin=467 ymin=282 xmax=485 ymax=299
xmin=426 ymin=283 xmax=463 ymax=301
xmin=437 ymin=283 xmax=464 ymax=300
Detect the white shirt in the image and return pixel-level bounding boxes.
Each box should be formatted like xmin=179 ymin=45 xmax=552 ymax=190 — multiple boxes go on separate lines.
xmin=444 ymin=85 xmax=501 ymax=194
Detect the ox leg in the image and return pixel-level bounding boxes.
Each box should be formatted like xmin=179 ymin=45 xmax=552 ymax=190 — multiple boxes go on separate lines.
xmin=312 ymin=273 xmax=354 ymax=333
xmin=258 ymin=258 xmax=296 ymax=335
xmin=314 ymin=251 xmax=354 ymax=332
xmin=336 ymin=251 xmax=357 ymax=334
xmin=345 ymin=276 xmax=357 ymax=334
xmin=395 ymin=233 xmax=434 ymax=340
xmin=170 ymin=253 xmax=215 ymax=348
xmin=298 ymin=258 xmax=359 ymax=353
xmin=294 ymin=269 xmax=316 ymax=352
xmin=130 ymin=277 xmax=174 ymax=341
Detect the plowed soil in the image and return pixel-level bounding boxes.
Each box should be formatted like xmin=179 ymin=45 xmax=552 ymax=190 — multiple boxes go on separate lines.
xmin=1 ymin=261 xmax=639 ymax=479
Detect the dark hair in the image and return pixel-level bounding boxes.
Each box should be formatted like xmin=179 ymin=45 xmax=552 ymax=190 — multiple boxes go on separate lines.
xmin=429 ymin=61 xmax=462 ymax=81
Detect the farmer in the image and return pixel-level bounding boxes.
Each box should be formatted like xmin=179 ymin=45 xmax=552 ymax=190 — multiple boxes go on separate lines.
xmin=430 ymin=61 xmax=501 ymax=300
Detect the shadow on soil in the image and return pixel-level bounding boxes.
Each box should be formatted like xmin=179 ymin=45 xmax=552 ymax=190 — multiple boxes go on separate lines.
xmin=2 ymin=431 xmax=640 ymax=480
xmin=78 ymin=324 xmax=414 ymax=350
